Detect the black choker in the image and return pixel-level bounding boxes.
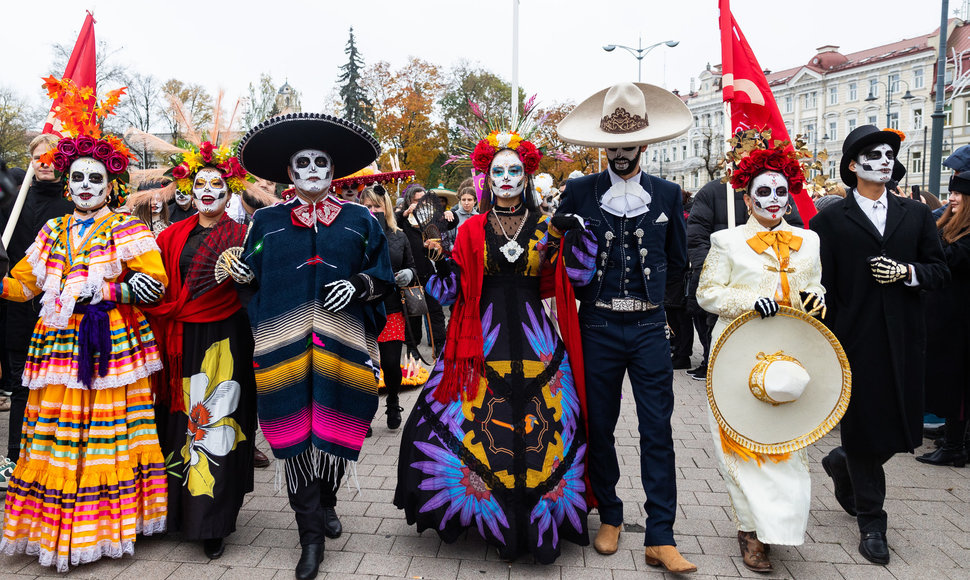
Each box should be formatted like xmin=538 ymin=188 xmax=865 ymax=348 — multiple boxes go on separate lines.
xmin=492 ymin=203 xmax=521 ymax=215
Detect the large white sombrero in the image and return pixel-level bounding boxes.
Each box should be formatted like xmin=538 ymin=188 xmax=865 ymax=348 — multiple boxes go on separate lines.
xmin=556 ymin=82 xmax=693 ymax=147
xmin=707 ymin=306 xmax=851 ymax=454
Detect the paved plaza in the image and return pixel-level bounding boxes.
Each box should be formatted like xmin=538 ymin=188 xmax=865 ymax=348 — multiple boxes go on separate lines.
xmin=0 ymin=343 xmax=968 ymax=579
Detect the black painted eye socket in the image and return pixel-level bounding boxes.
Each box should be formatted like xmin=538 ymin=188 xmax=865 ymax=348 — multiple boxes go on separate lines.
xmin=89 ymin=174 xmax=104 ymax=184
xmin=295 ymin=157 xmax=310 ymax=168
xmin=314 ymin=157 xmax=329 ymax=168
xmin=71 ymin=172 xmax=85 ymax=182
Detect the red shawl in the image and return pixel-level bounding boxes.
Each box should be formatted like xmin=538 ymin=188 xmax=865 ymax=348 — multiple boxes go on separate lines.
xmin=142 ymin=214 xmax=243 ymax=411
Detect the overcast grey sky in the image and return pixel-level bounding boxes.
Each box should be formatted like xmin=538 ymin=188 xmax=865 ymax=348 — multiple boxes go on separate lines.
xmin=1 ymin=0 xmax=952 ymax=125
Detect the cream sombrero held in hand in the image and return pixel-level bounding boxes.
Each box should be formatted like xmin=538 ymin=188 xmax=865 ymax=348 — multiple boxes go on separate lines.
xmin=556 ymin=82 xmax=693 ymax=147
xmin=707 ymin=306 xmax=851 ymax=455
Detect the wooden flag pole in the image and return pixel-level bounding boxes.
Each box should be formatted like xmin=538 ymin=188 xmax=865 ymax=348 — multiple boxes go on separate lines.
xmin=2 ymin=164 xmax=36 ymax=247
xmin=724 ymin=101 xmax=736 ymax=229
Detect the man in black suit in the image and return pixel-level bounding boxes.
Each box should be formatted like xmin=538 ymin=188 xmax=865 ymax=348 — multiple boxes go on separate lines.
xmin=810 ymin=125 xmax=949 ymax=565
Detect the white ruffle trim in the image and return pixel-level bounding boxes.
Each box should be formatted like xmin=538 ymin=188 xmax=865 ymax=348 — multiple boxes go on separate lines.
xmin=23 ymin=359 xmax=162 ymax=390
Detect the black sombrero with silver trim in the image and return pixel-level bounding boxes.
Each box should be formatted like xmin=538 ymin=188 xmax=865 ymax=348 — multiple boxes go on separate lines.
xmin=238 ymin=112 xmax=380 ymax=185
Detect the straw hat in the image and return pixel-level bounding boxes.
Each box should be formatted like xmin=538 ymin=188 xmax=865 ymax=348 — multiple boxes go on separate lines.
xmin=707 ymin=306 xmax=851 ymax=454
xmin=556 ymin=82 xmax=692 ymax=147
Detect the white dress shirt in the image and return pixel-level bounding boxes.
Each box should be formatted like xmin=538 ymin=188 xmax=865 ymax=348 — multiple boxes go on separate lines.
xmin=601 ymin=168 xmax=651 ymax=217
xmin=852 ymin=188 xmax=918 ymax=286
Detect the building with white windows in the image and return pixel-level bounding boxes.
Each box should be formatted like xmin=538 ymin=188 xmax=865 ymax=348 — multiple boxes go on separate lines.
xmin=652 ymin=18 xmax=970 ymax=196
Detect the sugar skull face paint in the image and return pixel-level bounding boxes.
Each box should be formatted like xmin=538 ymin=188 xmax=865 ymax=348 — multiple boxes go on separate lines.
xmin=289 ymin=149 xmax=332 ymax=194
xmin=192 ymin=167 xmax=229 ymax=215
xmin=150 ymin=193 xmax=164 ymax=215
xmin=69 ymin=157 xmax=109 ymax=211
xmin=748 ymin=171 xmax=789 ymax=222
xmin=853 ymin=143 xmax=894 ymax=184
xmin=606 ymin=146 xmax=641 ymax=176
xmin=489 ymin=149 xmax=525 ymax=200
xmin=175 ymin=189 xmax=192 ymax=208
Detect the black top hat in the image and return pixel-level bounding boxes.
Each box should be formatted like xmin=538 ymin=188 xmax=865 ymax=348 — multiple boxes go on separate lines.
xmin=840 ymin=125 xmax=904 ymax=188
xmin=238 ymin=112 xmax=380 ymax=184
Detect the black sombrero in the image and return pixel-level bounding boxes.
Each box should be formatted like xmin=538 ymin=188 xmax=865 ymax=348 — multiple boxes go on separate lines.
xmin=238 ymin=112 xmax=380 ymax=184
xmin=839 ymin=125 xmax=905 ymax=188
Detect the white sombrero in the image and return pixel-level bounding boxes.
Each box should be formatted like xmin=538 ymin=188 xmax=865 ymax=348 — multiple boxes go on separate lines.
xmin=707 ymin=306 xmax=851 ymax=454
xmin=556 ymin=82 xmax=693 ymax=147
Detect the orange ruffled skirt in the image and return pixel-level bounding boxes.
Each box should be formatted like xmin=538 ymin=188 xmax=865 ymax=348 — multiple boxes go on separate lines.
xmin=0 ymin=378 xmax=167 ymax=572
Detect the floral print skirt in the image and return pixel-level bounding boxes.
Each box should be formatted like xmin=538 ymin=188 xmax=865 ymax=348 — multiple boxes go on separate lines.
xmin=394 ymin=278 xmax=589 ymax=564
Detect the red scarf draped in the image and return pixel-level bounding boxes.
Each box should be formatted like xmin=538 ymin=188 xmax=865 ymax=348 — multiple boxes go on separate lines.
xmin=143 ymin=214 xmax=242 ymax=412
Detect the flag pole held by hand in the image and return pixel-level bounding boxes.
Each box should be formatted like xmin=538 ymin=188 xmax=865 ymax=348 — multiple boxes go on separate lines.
xmin=2 ymin=164 xmax=35 ymax=247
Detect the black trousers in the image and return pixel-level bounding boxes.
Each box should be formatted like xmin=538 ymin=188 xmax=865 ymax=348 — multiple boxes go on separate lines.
xmin=286 ymin=462 xmax=345 ymax=546
xmin=838 ymin=446 xmax=895 ymax=534
xmin=407 ymin=293 xmax=446 ymax=357
xmin=667 ymin=307 xmax=694 ymax=364
xmin=379 ymin=340 xmax=403 ymax=407
xmin=692 ymin=310 xmax=715 ymax=366
xmin=6 ymin=349 xmax=28 ymax=461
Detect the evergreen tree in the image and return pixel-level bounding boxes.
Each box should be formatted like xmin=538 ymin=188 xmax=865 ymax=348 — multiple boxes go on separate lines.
xmin=338 ymin=27 xmax=375 ymax=135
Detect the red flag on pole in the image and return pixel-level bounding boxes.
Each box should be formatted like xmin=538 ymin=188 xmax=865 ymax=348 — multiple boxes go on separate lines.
xmin=719 ymin=0 xmax=816 ymax=222
xmin=43 ymin=11 xmax=97 ymax=135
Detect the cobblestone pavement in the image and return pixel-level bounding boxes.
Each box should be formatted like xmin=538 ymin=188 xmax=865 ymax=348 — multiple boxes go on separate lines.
xmin=0 ymin=344 xmax=968 ymax=579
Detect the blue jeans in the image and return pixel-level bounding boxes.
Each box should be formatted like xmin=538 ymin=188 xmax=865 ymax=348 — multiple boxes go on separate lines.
xmin=579 ymin=306 xmax=677 ymax=546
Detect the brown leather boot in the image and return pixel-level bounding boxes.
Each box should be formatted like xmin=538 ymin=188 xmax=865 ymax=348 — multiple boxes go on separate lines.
xmin=593 ymin=523 xmax=621 ymax=555
xmin=644 ymin=545 xmax=697 ymax=573
xmin=738 ymin=531 xmax=772 ymax=573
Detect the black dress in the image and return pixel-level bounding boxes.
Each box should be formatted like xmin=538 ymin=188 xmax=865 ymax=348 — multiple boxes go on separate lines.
xmin=153 ymin=223 xmax=258 ymax=540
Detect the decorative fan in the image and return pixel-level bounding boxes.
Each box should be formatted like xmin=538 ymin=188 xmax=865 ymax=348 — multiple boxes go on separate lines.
xmin=409 ymin=194 xmax=448 ymax=260
xmin=184 ymin=218 xmax=248 ymax=298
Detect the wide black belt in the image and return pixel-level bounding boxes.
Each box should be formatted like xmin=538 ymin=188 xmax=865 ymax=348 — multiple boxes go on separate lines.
xmin=593 ymin=297 xmax=659 ymax=312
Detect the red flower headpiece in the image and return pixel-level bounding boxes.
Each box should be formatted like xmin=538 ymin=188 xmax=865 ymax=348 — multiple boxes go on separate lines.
xmin=730 ymin=147 xmax=805 ymax=197
xmin=471 ymin=131 xmax=543 ymax=175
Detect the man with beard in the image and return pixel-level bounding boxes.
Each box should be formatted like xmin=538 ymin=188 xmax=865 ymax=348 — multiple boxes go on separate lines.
xmin=554 ymin=82 xmax=696 ymax=573
xmin=811 ymin=125 xmax=948 ymax=565
xmin=234 ymin=112 xmax=393 ymax=580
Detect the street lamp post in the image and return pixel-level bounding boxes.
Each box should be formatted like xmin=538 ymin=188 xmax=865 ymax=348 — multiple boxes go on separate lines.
xmin=865 ymin=79 xmax=915 ymax=129
xmin=603 ymin=37 xmax=679 ymax=82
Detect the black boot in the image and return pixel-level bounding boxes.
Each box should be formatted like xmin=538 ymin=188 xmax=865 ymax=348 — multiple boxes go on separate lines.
xmin=821 ymin=447 xmax=856 ymax=516
xmin=918 ymin=419 xmax=968 ymax=467
xmin=203 ymin=537 xmax=225 ymax=559
xmin=386 ymin=397 xmax=403 ymax=430
xmin=295 ymin=543 xmax=324 ymax=580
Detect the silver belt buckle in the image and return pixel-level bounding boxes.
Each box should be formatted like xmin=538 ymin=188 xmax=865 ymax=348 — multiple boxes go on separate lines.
xmin=612 ymin=297 xmax=637 ymax=312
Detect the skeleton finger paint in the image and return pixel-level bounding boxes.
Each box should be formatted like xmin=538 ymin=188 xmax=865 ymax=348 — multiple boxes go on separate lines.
xmin=853 ymin=143 xmax=895 ymax=184
xmin=606 ymin=146 xmax=641 ymax=176
xmin=290 ymin=149 xmax=332 ymax=194
xmin=748 ymin=171 xmax=789 ymax=222
xmin=192 ymin=167 xmax=230 ymax=215
xmin=489 ymin=149 xmax=526 ymax=200
xmin=69 ymin=157 xmax=110 ymax=211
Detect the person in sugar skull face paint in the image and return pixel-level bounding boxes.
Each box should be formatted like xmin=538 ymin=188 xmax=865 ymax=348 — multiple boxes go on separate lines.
xmin=169 ymin=186 xmax=197 ymax=223
xmin=235 ymin=113 xmax=393 ymax=580
xmin=810 ymin=125 xmax=949 ymax=565
xmin=695 ymin=145 xmax=826 ymax=572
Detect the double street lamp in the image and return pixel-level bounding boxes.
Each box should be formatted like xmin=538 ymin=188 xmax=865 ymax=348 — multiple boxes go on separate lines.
xmin=865 ymin=79 xmax=915 ymax=129
xmin=603 ymin=38 xmax=679 ymax=82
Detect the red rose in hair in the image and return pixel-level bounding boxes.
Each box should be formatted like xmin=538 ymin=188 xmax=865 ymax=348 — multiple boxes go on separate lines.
xmin=75 ymin=135 xmax=96 ymax=156
xmin=105 ymin=152 xmax=128 ymax=175
xmin=172 ymin=163 xmax=190 ymax=179
xmin=52 ymin=152 xmax=70 ymax=173
xmin=472 ymin=140 xmax=495 ymax=173
xmin=516 ymin=140 xmax=543 ymax=174
xmin=762 ymin=152 xmax=784 ymax=172
xmin=93 ymin=140 xmax=113 ymax=162
xmin=199 ymin=141 xmax=215 ymax=163
xmin=56 ymin=138 xmax=78 ymax=158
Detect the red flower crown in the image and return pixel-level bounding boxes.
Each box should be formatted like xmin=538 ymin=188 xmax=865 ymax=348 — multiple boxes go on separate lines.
xmin=730 ymin=148 xmax=805 ymax=196
xmin=471 ymin=131 xmax=542 ymax=175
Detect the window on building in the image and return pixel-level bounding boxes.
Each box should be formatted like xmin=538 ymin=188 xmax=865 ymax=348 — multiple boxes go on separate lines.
xmin=828 ymin=161 xmax=837 ymax=179
xmin=828 ymin=120 xmax=838 ymax=141
xmin=913 ymin=67 xmax=924 ymax=89
xmin=691 ymin=172 xmax=698 ymax=189
xmin=946 ymin=67 xmax=954 ymax=85
xmin=848 ymin=117 xmax=857 ymax=133
xmin=804 ymin=122 xmax=816 ymax=143
xmin=889 ymin=111 xmax=899 ymax=130
xmin=911 ymin=151 xmax=922 ymax=174
xmin=693 ymin=141 xmax=700 ymax=157
xmin=805 ymin=91 xmax=817 ymax=109
xmin=828 ymin=85 xmax=838 ymax=105
xmin=784 ymin=95 xmax=793 ymax=113
xmin=672 ymin=147 xmax=677 ymax=161
xmin=682 ymin=144 xmax=688 ymax=158
xmin=869 ymin=78 xmax=879 ymax=98
xmin=945 ymin=103 xmax=953 ymax=126
xmin=888 ymin=73 xmax=901 ymax=94
xmin=913 ymin=108 xmax=923 ymax=130
xmin=867 ymin=113 xmax=878 ymax=126
xmin=848 ymin=82 xmax=858 ymax=101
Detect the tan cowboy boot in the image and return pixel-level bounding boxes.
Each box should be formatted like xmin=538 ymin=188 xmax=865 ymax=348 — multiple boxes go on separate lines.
xmin=738 ymin=531 xmax=773 ymax=573
xmin=593 ymin=523 xmax=621 ymax=555
xmin=644 ymin=545 xmax=697 ymax=574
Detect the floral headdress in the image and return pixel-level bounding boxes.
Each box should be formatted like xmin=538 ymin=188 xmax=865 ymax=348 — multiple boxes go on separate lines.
xmin=167 ymin=141 xmax=249 ymax=195
xmin=722 ymin=128 xmax=824 ymax=196
xmin=471 ymin=131 xmax=542 ymax=174
xmin=38 ymin=76 xmax=137 ymax=204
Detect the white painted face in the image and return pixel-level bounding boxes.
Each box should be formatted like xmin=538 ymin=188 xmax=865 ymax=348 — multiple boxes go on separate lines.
xmin=192 ymin=167 xmax=230 ymax=215
xmin=289 ymin=149 xmax=332 ymax=194
xmin=68 ymin=157 xmax=109 ymax=211
xmin=175 ymin=190 xmax=192 ymax=208
xmin=748 ymin=171 xmax=789 ymax=222
xmin=489 ymin=149 xmax=526 ymax=200
xmin=853 ymin=143 xmax=895 ymax=184
xmin=150 ymin=193 xmax=164 ymax=215
xmin=606 ymin=146 xmax=641 ymax=175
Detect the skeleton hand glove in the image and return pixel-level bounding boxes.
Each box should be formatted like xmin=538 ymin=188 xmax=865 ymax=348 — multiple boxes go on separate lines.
xmin=323 ymin=277 xmax=367 ymax=312
xmin=127 ymin=272 xmax=165 ymax=303
xmin=869 ymin=255 xmax=909 ymax=284
xmin=799 ymin=291 xmax=827 ymax=319
xmin=216 ymin=247 xmax=254 ymax=285
xmin=394 ymin=269 xmax=414 ymax=287
xmin=753 ymin=297 xmax=779 ymax=318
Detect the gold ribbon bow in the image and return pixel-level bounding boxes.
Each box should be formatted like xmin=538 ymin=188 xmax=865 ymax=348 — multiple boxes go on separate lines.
xmin=747 ymin=231 xmax=803 ymax=305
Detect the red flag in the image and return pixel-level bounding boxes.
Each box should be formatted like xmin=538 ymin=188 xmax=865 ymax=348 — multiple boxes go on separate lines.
xmin=43 ymin=11 xmax=97 ymax=135
xmin=719 ymin=0 xmax=816 ymax=222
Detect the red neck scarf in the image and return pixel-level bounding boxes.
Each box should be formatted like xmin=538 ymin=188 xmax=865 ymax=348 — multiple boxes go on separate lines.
xmin=142 ymin=213 xmax=242 ymax=411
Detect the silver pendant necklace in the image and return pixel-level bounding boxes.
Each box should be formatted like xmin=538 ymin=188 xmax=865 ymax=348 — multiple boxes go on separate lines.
xmin=492 ymin=207 xmax=529 ymax=263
